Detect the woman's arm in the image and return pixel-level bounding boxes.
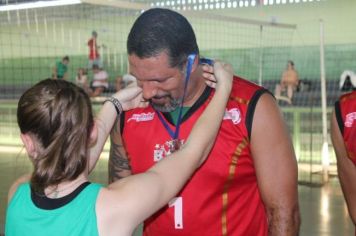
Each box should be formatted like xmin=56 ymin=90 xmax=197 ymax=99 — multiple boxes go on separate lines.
xmin=87 ymin=86 xmax=148 ymax=172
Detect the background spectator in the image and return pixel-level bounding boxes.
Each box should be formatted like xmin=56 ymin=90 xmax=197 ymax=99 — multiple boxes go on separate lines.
xmin=88 ymin=30 xmax=102 ymax=69
xmin=52 ymin=56 xmax=69 ymax=80
xmin=75 ymin=68 xmax=89 ymax=92
xmin=90 ymin=64 xmax=108 ymax=97
xmin=275 ymin=60 xmax=299 ymax=104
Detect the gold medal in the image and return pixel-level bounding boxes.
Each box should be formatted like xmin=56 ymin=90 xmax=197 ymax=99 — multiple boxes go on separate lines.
xmin=170 ymin=139 xmax=182 ymax=153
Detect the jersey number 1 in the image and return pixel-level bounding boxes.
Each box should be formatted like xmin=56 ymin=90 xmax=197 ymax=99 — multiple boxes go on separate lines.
xmin=169 ymin=197 xmax=183 ymax=229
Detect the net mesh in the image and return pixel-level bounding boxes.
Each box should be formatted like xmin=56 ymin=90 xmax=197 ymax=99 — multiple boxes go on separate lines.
xmin=0 ymin=3 xmax=297 ymax=97
xmin=1 ymin=2 xmax=356 ymax=185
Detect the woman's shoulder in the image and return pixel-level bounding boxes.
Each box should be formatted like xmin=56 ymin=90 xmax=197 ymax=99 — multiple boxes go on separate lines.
xmin=8 ymin=174 xmax=31 ymax=203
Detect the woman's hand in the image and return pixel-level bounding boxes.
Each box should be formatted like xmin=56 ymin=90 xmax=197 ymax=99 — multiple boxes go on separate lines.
xmin=201 ymin=60 xmax=233 ymax=92
xmin=112 ymin=86 xmax=149 ymax=111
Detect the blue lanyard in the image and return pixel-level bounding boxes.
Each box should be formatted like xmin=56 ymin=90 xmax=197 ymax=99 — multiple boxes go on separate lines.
xmin=155 ymin=54 xmax=196 ymax=140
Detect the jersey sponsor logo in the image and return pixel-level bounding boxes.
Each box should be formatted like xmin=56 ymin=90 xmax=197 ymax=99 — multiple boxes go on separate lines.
xmin=127 ymin=112 xmax=155 ymax=122
xmin=345 ymin=112 xmax=356 ymax=127
xmin=223 ymin=108 xmax=241 ymax=124
xmin=154 ymin=139 xmax=185 ymax=162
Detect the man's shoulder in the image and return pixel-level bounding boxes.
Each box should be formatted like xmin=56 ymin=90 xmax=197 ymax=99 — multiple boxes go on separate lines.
xmin=285 ymin=69 xmax=298 ymax=76
xmin=95 ymin=71 xmax=108 ymax=78
xmin=233 ymin=75 xmax=259 ymax=84
xmin=232 ymin=76 xmax=263 ymax=93
xmin=340 ymin=90 xmax=356 ymax=102
xmin=88 ymin=38 xmax=95 ymax=46
xmin=56 ymin=61 xmax=66 ymax=68
xmin=102 ymin=70 xmax=109 ymax=76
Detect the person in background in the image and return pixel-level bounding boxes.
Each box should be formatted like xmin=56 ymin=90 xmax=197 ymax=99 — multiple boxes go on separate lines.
xmin=52 ymin=56 xmax=69 ymax=80
xmin=88 ymin=30 xmax=102 ymax=69
xmin=116 ymin=74 xmax=137 ymax=91
xmin=5 ymin=60 xmax=232 ymax=235
xmin=331 ymin=90 xmax=356 ymax=235
xmin=274 ymin=60 xmax=299 ymax=104
xmin=339 ymin=70 xmax=356 ymax=91
xmin=109 ymin=8 xmax=300 ymax=236
xmin=90 ymin=64 xmax=109 ymax=97
xmin=75 ymin=68 xmax=89 ymax=92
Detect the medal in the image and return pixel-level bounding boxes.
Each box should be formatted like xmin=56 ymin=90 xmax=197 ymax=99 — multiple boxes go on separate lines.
xmin=169 ymin=139 xmax=182 ymax=153
xmin=155 ymin=54 xmax=197 ymax=153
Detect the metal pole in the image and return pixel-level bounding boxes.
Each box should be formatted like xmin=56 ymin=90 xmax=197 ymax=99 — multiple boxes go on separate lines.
xmin=319 ymin=19 xmax=329 ymax=183
xmin=258 ymin=25 xmax=263 ymax=86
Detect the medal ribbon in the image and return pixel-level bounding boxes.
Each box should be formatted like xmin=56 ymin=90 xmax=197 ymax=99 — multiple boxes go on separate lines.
xmin=155 ymin=54 xmax=197 ymax=140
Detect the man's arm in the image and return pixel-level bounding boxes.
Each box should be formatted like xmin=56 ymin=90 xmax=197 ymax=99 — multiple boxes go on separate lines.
xmin=331 ymin=110 xmax=356 ymax=224
xmin=280 ymin=71 xmax=287 ymax=87
xmin=87 ymin=86 xmax=146 ymax=180
xmin=251 ymin=93 xmax=300 ymax=236
xmin=63 ymin=72 xmax=68 ymax=80
xmin=108 ymin=115 xmax=132 ymax=183
xmin=295 ymin=70 xmax=299 ymax=85
xmin=52 ymin=65 xmax=58 ymax=79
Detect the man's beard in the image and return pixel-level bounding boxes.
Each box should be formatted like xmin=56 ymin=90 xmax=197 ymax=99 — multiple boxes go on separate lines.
xmin=150 ymin=96 xmax=183 ymax=112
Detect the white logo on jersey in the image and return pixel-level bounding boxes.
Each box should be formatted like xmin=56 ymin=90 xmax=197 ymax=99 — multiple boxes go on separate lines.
xmin=223 ymin=108 xmax=241 ymax=124
xmin=153 ymin=139 xmax=185 ymax=162
xmin=127 ymin=112 xmax=155 ymax=122
xmin=345 ymin=112 xmax=356 ymax=127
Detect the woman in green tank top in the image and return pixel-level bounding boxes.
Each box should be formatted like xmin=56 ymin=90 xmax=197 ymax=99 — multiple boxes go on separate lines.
xmin=6 ymin=61 xmax=233 ymax=236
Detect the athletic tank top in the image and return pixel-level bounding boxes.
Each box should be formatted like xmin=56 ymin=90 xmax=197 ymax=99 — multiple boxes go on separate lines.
xmin=5 ymin=182 xmax=102 ymax=236
xmin=335 ymin=90 xmax=356 ymax=165
xmin=122 ymin=76 xmax=269 ymax=235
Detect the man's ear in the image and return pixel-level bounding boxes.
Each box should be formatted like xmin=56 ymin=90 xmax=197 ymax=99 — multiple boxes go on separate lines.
xmin=191 ymin=55 xmax=199 ymax=73
xmin=20 ymin=133 xmax=36 ymax=158
xmin=89 ymin=123 xmax=98 ymax=147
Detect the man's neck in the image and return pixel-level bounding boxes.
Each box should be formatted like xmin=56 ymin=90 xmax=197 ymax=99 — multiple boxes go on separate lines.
xmin=182 ymin=67 xmax=207 ymax=107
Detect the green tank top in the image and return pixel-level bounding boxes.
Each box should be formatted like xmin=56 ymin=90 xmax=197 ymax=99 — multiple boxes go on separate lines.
xmin=169 ymin=106 xmax=190 ymax=125
xmin=56 ymin=61 xmax=68 ymax=78
xmin=5 ymin=182 xmax=102 ymax=236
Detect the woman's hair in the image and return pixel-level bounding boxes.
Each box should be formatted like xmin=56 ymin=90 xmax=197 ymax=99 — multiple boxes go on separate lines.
xmin=17 ymin=79 xmax=94 ymax=194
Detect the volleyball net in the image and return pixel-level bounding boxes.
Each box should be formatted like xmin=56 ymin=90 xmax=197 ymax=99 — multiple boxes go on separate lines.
xmin=0 ymin=2 xmax=296 ymax=97
xmin=2 ymin=1 xmax=356 ymax=185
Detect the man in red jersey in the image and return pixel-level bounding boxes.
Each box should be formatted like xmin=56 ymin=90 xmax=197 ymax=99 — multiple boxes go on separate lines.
xmin=331 ymin=90 xmax=356 ymax=235
xmin=87 ymin=30 xmax=102 ymax=69
xmin=109 ymin=8 xmax=300 ymax=236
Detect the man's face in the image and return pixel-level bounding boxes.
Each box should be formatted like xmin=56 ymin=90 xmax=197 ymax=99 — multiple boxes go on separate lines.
xmin=63 ymin=59 xmax=69 ymax=65
xmin=129 ymin=52 xmax=186 ymax=112
xmin=92 ymin=66 xmax=100 ymax=73
xmin=287 ymin=62 xmax=293 ymax=69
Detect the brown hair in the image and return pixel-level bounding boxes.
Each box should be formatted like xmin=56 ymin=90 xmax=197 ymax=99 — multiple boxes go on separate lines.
xmin=17 ymin=79 xmax=93 ymax=194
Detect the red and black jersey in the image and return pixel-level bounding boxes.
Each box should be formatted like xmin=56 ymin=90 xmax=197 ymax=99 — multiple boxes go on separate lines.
xmin=122 ymin=76 xmax=269 ymax=236
xmin=335 ymin=91 xmax=356 ymax=165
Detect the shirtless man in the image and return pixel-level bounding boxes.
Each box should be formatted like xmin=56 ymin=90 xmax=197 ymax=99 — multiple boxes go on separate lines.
xmin=275 ymin=60 xmax=299 ymax=104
